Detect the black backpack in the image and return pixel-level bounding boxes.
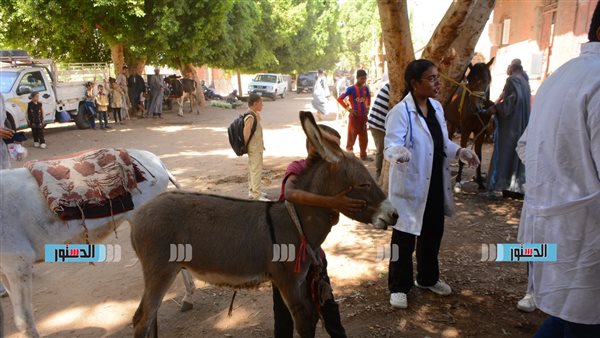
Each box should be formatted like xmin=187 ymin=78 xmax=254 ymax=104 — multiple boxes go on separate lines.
xmin=228 ymin=112 xmax=257 ymax=156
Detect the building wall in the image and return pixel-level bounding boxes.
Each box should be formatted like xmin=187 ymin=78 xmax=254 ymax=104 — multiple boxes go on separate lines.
xmin=488 ymin=0 xmax=594 ymax=98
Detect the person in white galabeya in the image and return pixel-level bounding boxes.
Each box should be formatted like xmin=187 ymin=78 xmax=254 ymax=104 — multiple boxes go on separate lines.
xmin=516 ymin=3 xmax=600 ymax=336
xmin=0 ymin=92 xmax=14 ymax=297
xmin=311 ymin=69 xmax=330 ymax=121
xmin=384 ymin=59 xmax=479 ymax=309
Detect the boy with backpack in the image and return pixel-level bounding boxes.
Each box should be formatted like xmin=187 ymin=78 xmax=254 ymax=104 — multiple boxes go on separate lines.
xmin=243 ymin=94 xmax=268 ymax=201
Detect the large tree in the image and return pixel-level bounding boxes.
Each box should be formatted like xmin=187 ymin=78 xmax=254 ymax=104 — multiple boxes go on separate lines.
xmin=376 ymin=0 xmax=495 ymax=191
xmin=268 ymin=0 xmax=342 ymax=73
xmin=339 ymin=0 xmax=382 ymax=71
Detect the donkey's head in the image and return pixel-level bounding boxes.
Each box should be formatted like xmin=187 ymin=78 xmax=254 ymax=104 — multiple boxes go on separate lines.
xmin=295 ymin=111 xmax=397 ymax=229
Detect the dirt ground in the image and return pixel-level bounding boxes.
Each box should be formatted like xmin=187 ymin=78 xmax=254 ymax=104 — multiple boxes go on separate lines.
xmin=1 ymin=93 xmax=547 ymax=337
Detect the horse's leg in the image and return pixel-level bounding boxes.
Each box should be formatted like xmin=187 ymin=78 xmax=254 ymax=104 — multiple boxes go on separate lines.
xmin=447 ymin=121 xmax=455 ymax=141
xmin=1 ymin=255 xmax=39 ymax=338
xmin=276 ymin=280 xmax=319 ymax=338
xmin=179 ymin=269 xmax=195 ymax=312
xmin=455 ymin=128 xmax=470 ymax=191
xmin=475 ymin=133 xmax=486 ymax=190
xmin=132 ymin=265 xmax=178 ymax=338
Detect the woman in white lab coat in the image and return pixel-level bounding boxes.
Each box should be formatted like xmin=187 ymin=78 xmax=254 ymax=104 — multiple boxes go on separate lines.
xmin=384 ymin=59 xmax=479 ymax=309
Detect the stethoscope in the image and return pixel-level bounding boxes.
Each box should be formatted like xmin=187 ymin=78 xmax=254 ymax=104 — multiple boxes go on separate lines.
xmin=404 ymin=100 xmax=414 ymax=149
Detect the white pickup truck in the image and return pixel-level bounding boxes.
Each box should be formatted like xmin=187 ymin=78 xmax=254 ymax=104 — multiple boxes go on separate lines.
xmin=0 ymin=50 xmax=110 ymax=130
xmin=248 ymin=73 xmax=287 ymax=100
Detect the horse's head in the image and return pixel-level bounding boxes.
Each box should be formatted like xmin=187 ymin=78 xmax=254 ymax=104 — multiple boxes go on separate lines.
xmin=295 ymin=111 xmax=398 ymax=229
xmin=466 ymin=57 xmax=494 ymax=93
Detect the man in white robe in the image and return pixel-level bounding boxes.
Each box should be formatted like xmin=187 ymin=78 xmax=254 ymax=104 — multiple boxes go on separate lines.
xmin=517 ymin=4 xmax=600 ymax=335
xmin=311 ymin=69 xmax=330 ymax=121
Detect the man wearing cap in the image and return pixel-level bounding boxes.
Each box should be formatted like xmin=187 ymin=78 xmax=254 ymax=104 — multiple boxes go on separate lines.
xmin=337 ymin=69 xmax=372 ymax=161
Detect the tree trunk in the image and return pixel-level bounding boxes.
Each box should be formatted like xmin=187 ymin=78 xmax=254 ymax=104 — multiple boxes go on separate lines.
xmin=421 ymin=0 xmax=475 ymax=66
xmin=377 ymin=33 xmax=385 ymax=80
xmin=109 ymin=43 xmax=125 ymax=79
xmin=377 ymin=0 xmax=414 ymax=106
xmin=127 ymin=58 xmax=146 ymax=76
xmin=237 ymin=68 xmax=243 ymax=96
xmin=181 ymin=63 xmax=206 ymax=111
xmin=437 ymin=0 xmax=496 ymax=106
xmin=377 ymin=0 xmax=414 ymax=195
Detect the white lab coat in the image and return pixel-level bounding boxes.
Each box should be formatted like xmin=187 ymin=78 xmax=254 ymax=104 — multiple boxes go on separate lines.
xmin=517 ymin=42 xmax=600 ymax=325
xmin=384 ymin=93 xmax=460 ymax=235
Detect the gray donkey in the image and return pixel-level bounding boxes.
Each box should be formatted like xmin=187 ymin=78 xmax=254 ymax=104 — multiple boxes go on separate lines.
xmin=130 ymin=111 xmax=398 ymax=338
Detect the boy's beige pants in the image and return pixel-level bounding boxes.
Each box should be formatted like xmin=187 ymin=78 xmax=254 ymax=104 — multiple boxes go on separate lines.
xmin=247 ymin=150 xmax=263 ymax=199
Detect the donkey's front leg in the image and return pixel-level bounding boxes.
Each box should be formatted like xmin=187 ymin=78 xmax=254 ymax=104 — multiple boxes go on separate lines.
xmin=1 ymin=254 xmax=39 ymax=338
xmin=277 ymin=279 xmax=319 ymax=338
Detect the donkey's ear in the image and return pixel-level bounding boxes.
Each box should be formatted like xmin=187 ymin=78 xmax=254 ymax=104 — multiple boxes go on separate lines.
xmin=468 ymin=63 xmax=473 ymax=71
xmin=299 ymin=111 xmax=342 ymax=163
xmin=487 ymin=57 xmax=495 ymax=67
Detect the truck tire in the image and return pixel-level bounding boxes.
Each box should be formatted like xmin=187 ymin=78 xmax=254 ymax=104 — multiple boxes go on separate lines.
xmin=6 ymin=113 xmax=16 ymax=130
xmin=272 ymin=90 xmax=277 ymax=101
xmin=75 ymin=103 xmax=91 ymax=129
xmin=281 ymin=88 xmax=286 ymax=98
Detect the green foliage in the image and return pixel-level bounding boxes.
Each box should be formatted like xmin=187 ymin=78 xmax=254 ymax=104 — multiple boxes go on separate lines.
xmin=0 ymin=0 xmax=342 ymax=74
xmin=338 ymin=0 xmax=381 ymax=69
xmin=143 ymin=0 xmax=234 ymax=67
xmin=269 ymin=0 xmax=342 ymax=73
xmin=0 ymin=0 xmax=129 ymax=62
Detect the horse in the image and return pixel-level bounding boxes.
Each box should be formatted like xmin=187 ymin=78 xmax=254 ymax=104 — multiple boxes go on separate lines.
xmin=164 ymin=76 xmax=200 ymax=116
xmin=0 ymin=149 xmax=196 ymax=338
xmin=129 ymin=111 xmax=399 ymax=338
xmin=443 ymin=58 xmax=495 ymax=190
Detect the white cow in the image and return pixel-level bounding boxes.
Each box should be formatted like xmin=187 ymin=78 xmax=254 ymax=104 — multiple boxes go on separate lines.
xmin=0 ymin=149 xmax=195 ymax=338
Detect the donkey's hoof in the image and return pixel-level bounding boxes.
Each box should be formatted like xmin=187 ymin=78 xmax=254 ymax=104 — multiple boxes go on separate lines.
xmin=454 ymin=182 xmax=463 ymax=193
xmin=180 ymin=301 xmax=193 ymax=312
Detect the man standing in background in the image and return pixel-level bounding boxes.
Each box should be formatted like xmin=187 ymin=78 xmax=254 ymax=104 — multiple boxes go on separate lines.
xmin=337 ymin=69 xmax=372 ymax=161
xmin=367 ymin=81 xmax=390 ymax=179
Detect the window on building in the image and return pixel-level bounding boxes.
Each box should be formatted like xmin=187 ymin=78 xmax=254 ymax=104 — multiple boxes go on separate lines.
xmin=501 ymin=18 xmax=511 ymax=45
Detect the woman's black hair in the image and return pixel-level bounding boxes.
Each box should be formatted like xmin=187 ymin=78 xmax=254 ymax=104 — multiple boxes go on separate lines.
xmin=589 ymin=1 xmax=600 ymax=42
xmin=403 ymin=59 xmax=436 ymax=97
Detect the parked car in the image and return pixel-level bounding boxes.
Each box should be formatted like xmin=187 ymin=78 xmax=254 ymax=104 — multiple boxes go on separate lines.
xmin=296 ymin=71 xmax=318 ymax=93
xmin=248 ymin=73 xmax=287 ymax=100
xmin=0 ymin=49 xmax=110 ymax=130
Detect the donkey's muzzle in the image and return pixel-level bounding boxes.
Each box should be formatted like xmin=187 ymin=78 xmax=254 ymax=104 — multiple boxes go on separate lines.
xmin=372 ymin=199 xmax=398 ymax=230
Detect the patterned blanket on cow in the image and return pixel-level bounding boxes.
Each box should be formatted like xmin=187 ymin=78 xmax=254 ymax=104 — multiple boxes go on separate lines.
xmin=25 ymin=148 xmax=146 ymax=220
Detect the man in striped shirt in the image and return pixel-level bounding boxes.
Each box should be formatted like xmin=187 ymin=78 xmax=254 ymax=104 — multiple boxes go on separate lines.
xmin=337 ymin=70 xmax=372 ymax=161
xmin=367 ymin=82 xmax=390 ymax=179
